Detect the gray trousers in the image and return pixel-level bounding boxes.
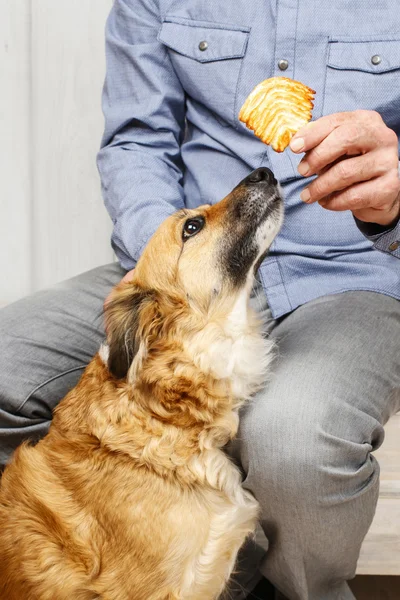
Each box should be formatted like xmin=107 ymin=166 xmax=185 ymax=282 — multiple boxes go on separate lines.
xmin=1 ymin=263 xmax=399 ymax=600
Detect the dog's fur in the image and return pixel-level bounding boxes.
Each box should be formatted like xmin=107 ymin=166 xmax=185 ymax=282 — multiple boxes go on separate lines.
xmin=0 ymin=169 xmax=283 ymax=600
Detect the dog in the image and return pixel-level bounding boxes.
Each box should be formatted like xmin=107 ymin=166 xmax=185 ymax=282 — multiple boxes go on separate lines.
xmin=0 ymin=167 xmax=283 ymax=600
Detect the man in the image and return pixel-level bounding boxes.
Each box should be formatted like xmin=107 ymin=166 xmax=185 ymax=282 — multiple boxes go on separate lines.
xmin=1 ymin=1 xmax=400 ymax=599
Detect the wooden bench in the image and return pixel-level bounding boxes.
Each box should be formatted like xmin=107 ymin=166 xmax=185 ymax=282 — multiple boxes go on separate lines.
xmin=357 ymin=413 xmax=400 ymax=575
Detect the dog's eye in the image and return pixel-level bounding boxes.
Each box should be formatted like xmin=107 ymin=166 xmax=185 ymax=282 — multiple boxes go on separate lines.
xmin=182 ymin=217 xmax=205 ymax=241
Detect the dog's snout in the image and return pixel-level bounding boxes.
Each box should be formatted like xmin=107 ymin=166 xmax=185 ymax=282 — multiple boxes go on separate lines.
xmin=244 ymin=167 xmax=277 ymax=186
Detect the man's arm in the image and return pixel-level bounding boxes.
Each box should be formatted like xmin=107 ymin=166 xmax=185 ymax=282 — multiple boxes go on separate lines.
xmin=97 ymin=0 xmax=186 ymax=270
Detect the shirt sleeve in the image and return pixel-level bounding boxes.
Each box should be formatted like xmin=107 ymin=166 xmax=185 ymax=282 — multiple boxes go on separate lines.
xmin=97 ymin=0 xmax=186 ymax=270
xmin=355 ymin=218 xmax=400 ymax=258
xmin=354 ymin=161 xmax=400 ymax=259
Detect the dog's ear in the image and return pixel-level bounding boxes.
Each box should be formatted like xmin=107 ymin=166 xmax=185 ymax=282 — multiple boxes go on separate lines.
xmin=105 ymin=284 xmax=156 ymax=379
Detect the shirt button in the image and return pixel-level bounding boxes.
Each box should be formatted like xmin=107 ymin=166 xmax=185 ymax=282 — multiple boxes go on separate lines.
xmin=371 ymin=55 xmax=382 ymax=65
xmin=198 ymin=41 xmax=208 ymax=51
xmin=389 ymin=241 xmax=400 ymax=251
xmin=278 ymin=59 xmax=289 ymax=71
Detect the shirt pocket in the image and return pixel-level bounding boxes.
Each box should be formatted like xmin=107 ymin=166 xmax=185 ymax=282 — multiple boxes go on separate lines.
xmin=158 ymin=17 xmax=250 ymax=127
xmin=322 ymin=38 xmax=400 ymax=132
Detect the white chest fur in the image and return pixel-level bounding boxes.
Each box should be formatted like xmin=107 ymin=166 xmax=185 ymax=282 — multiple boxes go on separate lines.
xmin=185 ymin=288 xmax=275 ymax=402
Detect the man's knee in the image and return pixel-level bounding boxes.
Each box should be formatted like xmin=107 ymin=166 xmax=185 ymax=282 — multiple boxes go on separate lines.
xmin=0 ymin=263 xmax=123 ymax=468
xmin=0 ymin=267 xmax=113 ymax=459
xmin=238 ymin=375 xmax=383 ymax=507
xmin=238 ymin=377 xmax=382 ymax=587
xmin=0 ymin=264 xmax=115 ymax=419
xmin=0 ymin=285 xmax=92 ymax=466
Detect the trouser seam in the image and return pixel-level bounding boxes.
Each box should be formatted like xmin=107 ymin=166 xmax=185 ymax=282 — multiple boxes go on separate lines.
xmin=16 ymin=365 xmax=87 ymax=413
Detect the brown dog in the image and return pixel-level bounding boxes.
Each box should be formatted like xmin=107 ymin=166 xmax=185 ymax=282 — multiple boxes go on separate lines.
xmin=0 ymin=168 xmax=283 ymax=600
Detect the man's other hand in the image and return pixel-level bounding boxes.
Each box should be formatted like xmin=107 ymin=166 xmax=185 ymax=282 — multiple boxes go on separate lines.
xmin=104 ymin=268 xmax=135 ymax=313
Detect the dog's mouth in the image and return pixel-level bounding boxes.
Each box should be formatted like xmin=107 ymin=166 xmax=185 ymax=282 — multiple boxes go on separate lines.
xmin=219 ymin=168 xmax=283 ymax=287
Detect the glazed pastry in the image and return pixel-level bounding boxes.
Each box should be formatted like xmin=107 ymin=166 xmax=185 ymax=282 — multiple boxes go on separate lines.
xmin=239 ymin=77 xmax=315 ymax=152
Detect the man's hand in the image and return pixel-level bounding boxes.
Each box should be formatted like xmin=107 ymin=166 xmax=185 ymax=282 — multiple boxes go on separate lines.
xmin=290 ymin=110 xmax=400 ymax=227
xmin=104 ymin=268 xmax=135 ymax=312
xmin=121 ymin=269 xmax=136 ymax=284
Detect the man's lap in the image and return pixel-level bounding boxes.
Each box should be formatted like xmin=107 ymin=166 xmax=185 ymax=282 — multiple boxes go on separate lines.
xmin=0 ymin=263 xmax=399 ymax=472
xmin=242 ymin=290 xmax=400 ymax=444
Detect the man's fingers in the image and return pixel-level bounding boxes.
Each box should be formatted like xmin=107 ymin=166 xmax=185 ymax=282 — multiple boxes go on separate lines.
xmin=316 ymin=170 xmax=400 ymax=214
xmin=296 ymin=123 xmax=380 ymax=177
xmin=289 ymin=112 xmax=348 ymax=153
xmin=290 ymin=110 xmax=385 ymax=157
xmin=300 ymin=152 xmax=387 ymax=203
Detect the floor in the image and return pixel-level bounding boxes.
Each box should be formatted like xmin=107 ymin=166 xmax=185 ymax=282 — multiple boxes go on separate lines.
xmin=248 ymin=576 xmax=400 ymax=599
xmin=349 ymin=576 xmax=400 ymax=599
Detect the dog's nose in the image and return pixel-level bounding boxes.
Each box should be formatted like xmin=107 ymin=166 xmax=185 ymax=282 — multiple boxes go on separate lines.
xmin=243 ymin=167 xmax=277 ymax=186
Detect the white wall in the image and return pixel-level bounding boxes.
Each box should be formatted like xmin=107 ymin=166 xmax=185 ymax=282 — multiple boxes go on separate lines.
xmin=0 ymin=0 xmax=114 ymax=306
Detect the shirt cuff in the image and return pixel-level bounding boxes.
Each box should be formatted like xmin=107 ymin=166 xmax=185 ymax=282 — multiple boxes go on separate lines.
xmin=354 ymin=217 xmax=400 ymax=258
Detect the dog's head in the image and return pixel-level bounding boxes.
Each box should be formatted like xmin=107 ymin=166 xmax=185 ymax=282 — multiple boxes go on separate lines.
xmin=105 ymin=168 xmax=283 ymax=379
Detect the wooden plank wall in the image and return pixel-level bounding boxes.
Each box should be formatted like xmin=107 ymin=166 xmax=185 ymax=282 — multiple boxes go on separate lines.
xmin=0 ymin=0 xmax=114 ymax=306
xmin=0 ymin=0 xmax=32 ymax=303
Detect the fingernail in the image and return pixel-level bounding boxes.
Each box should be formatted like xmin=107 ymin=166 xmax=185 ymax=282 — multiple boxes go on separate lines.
xmin=297 ymin=161 xmax=309 ymax=176
xmin=300 ymin=189 xmax=311 ymax=203
xmin=290 ymin=137 xmax=305 ymax=152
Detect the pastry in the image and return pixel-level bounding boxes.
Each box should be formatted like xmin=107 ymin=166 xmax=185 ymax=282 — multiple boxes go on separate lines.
xmin=239 ymin=77 xmax=315 ymax=152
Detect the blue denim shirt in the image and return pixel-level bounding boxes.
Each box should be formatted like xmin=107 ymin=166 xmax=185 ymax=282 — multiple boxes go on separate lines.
xmin=97 ymin=0 xmax=400 ymax=318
